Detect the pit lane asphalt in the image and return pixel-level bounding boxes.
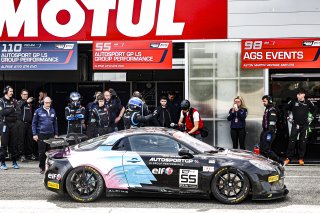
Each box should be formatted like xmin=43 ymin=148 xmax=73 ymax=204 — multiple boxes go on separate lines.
xmin=0 ymin=161 xmax=319 ymax=210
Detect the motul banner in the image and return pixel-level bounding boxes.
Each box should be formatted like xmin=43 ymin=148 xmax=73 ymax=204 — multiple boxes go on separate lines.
xmin=242 ymin=39 xmax=320 ymax=69
xmin=93 ymin=41 xmax=172 ymax=70
xmin=0 ymin=0 xmax=227 ymax=41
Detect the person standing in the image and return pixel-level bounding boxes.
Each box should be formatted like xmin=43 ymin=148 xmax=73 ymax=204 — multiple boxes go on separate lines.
xmin=65 ymin=92 xmax=85 ymax=134
xmin=285 ymin=88 xmax=316 ymax=166
xmin=123 ymin=97 xmax=157 ymax=129
xmin=32 ymin=97 xmax=58 ymax=174
xmin=227 ymin=96 xmax=248 ymax=149
xmin=17 ymin=89 xmax=35 ymax=162
xmin=85 ymin=91 xmax=101 ymax=139
xmin=178 ymin=100 xmax=204 ymax=141
xmin=260 ymin=95 xmax=283 ymax=165
xmin=104 ymin=89 xmax=124 ymax=132
xmin=0 ymin=86 xmax=20 ymax=170
xmin=37 ymin=91 xmax=47 ymax=109
xmin=167 ymin=91 xmax=181 ymax=124
xmin=154 ymin=96 xmax=173 ymax=128
xmin=92 ymin=94 xmax=112 ymax=136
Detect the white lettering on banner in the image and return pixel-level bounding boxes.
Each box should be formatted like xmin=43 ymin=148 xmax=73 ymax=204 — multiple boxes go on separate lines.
xmin=0 ymin=0 xmax=185 ymax=38
xmin=41 ymin=0 xmax=85 ymax=37
xmin=117 ymin=0 xmax=157 ymax=37
xmin=156 ymin=0 xmax=185 ymax=36
xmin=0 ymin=0 xmax=38 ymax=37
xmin=82 ymin=0 xmax=116 ymax=37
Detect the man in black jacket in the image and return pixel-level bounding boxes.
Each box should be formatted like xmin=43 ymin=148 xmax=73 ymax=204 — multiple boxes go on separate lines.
xmin=0 ymin=86 xmax=20 ymax=170
xmin=17 ymin=89 xmax=35 ymax=162
xmin=260 ymin=95 xmax=283 ymax=165
xmin=154 ymin=96 xmax=173 ymax=128
xmin=285 ymin=88 xmax=316 ymax=166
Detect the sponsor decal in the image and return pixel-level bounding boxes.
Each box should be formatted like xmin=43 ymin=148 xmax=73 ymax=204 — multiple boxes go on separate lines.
xmin=47 ymin=181 xmax=59 ymax=189
xmin=107 ymin=189 xmax=128 ymax=193
xmin=48 ymin=173 xmax=61 ymax=181
xmin=268 ymin=175 xmax=279 ymax=183
xmin=149 ymin=157 xmax=199 ymax=166
xmin=202 ymin=166 xmax=214 ymax=172
xmin=179 ymin=169 xmax=198 ymax=189
xmin=208 ymin=159 xmax=215 ymax=164
xmin=151 ymin=167 xmax=173 ymax=175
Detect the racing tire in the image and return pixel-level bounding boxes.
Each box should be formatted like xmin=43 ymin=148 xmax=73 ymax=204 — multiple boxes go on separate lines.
xmin=66 ymin=166 xmax=104 ymax=202
xmin=211 ymin=167 xmax=250 ymax=204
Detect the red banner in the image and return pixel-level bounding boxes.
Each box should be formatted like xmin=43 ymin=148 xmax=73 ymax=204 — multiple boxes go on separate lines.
xmin=242 ymin=39 xmax=320 ymax=69
xmin=93 ymin=41 xmax=172 ymax=70
xmin=0 ymin=0 xmax=227 ymax=41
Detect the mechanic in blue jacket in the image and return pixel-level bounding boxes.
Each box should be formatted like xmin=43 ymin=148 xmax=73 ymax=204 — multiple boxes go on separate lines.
xmin=32 ymin=97 xmax=58 ymax=174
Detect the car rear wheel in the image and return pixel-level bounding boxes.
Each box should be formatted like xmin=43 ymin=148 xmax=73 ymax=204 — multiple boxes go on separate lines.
xmin=66 ymin=166 xmax=104 ymax=202
xmin=211 ymin=167 xmax=250 ymax=204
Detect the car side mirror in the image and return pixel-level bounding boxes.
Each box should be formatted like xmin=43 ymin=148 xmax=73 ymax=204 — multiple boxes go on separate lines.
xmin=178 ymin=148 xmax=193 ymax=158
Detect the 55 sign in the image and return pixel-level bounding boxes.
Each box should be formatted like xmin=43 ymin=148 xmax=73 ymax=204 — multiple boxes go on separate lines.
xmin=179 ymin=169 xmax=198 ymax=189
xmin=241 ymin=38 xmax=320 ymax=69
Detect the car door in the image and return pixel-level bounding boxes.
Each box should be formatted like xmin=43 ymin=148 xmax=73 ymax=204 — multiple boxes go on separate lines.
xmin=122 ymin=134 xmax=202 ymax=193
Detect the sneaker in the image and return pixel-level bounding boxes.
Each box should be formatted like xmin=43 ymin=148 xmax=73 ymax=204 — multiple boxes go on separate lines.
xmin=40 ymin=169 xmax=45 ymax=174
xmin=12 ymin=162 xmax=20 ymax=169
xmin=20 ymin=155 xmax=26 ymax=162
xmin=299 ymin=159 xmax=304 ymax=166
xmin=29 ymin=154 xmax=36 ymax=161
xmin=1 ymin=163 xmax=8 ymax=170
xmin=284 ymin=158 xmax=290 ymax=166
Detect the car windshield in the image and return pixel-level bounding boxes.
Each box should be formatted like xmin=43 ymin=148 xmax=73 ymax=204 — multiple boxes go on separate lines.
xmin=172 ymin=131 xmax=217 ymax=153
xmin=73 ymin=135 xmax=110 ymax=150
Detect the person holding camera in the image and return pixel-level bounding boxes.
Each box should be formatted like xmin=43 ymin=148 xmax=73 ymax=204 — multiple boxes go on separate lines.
xmin=16 ymin=89 xmax=36 ymax=162
xmin=227 ymin=96 xmax=248 ymax=149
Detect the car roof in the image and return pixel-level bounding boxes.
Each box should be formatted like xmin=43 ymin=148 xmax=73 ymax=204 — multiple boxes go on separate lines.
xmin=111 ymin=127 xmax=178 ymax=137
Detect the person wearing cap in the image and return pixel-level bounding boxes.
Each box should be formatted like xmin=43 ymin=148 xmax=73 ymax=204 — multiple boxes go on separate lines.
xmin=285 ymin=88 xmax=316 ymax=166
xmin=178 ymin=99 xmax=204 ymax=140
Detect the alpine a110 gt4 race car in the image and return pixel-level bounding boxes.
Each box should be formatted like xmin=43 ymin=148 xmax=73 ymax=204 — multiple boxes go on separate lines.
xmin=44 ymin=127 xmax=288 ymax=204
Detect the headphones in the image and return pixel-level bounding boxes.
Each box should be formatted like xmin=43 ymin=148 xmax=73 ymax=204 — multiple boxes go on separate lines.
xmin=262 ymin=95 xmax=273 ymax=104
xmin=3 ymin=85 xmax=12 ymax=95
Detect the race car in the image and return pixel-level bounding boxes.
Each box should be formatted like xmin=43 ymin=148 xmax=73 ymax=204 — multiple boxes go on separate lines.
xmin=44 ymin=127 xmax=288 ymax=204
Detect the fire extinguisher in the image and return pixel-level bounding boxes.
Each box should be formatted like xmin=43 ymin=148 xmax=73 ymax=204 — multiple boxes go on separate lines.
xmin=254 ymin=144 xmax=260 ymax=155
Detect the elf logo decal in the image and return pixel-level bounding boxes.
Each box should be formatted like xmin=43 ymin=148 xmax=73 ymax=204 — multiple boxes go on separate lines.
xmin=179 ymin=169 xmax=198 ymax=189
xmin=48 ymin=173 xmax=61 ymax=181
xmin=152 ymin=167 xmax=173 ymax=175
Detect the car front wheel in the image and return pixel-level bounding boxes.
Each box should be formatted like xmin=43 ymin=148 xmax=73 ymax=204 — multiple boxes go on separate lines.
xmin=66 ymin=166 xmax=104 ymax=202
xmin=211 ymin=167 xmax=250 ymax=204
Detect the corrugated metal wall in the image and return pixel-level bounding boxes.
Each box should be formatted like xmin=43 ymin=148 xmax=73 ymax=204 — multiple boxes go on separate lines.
xmin=229 ymin=0 xmax=320 ymax=38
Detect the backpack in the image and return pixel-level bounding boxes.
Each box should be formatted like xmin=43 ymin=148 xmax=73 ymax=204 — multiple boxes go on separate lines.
xmin=183 ymin=108 xmax=208 ymax=138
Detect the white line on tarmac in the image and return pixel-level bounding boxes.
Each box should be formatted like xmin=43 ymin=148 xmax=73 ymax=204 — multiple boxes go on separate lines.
xmin=0 ymin=201 xmax=319 ymax=213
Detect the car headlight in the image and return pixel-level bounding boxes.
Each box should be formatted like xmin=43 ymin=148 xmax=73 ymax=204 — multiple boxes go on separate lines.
xmin=249 ymin=160 xmax=275 ymax=171
xmin=271 ymin=178 xmax=285 ymax=191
